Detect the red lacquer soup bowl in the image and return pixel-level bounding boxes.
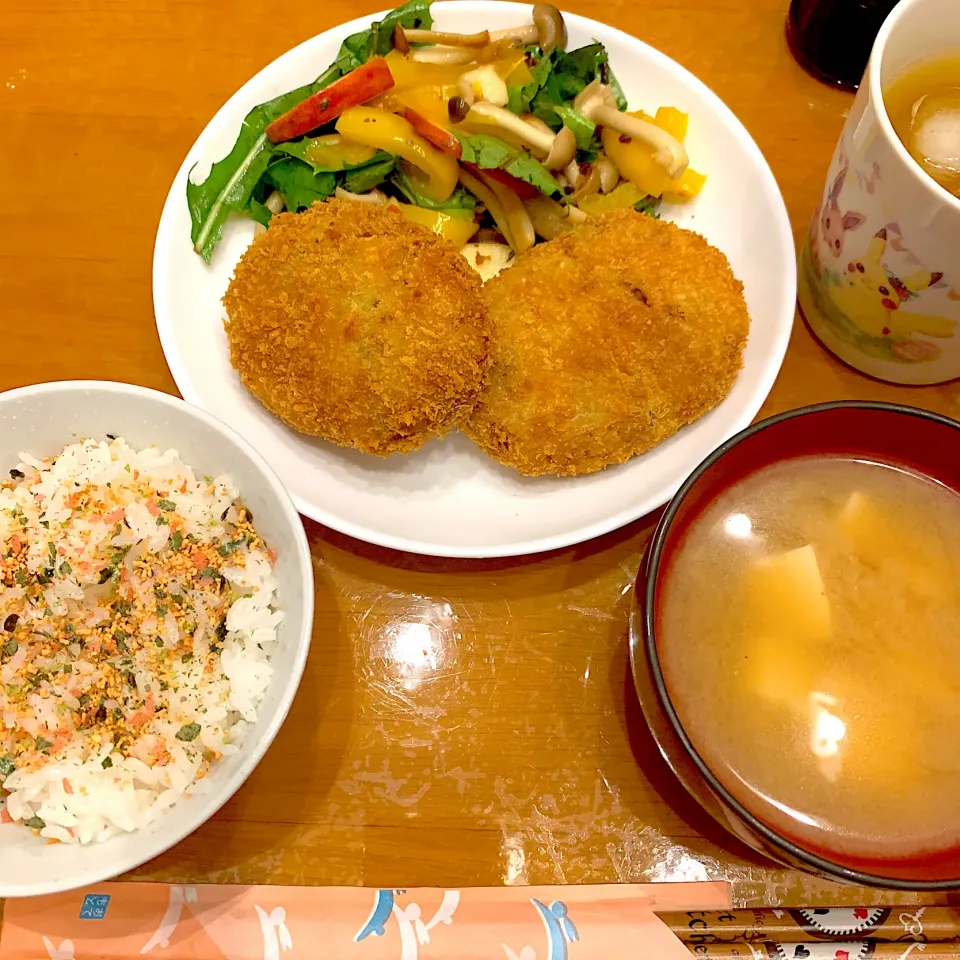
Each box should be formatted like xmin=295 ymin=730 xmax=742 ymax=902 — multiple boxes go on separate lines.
xmin=629 ymin=401 xmax=960 ymax=889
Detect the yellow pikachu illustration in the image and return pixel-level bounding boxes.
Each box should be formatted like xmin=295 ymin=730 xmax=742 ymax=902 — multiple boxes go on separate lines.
xmin=829 ymin=227 xmax=955 ymax=339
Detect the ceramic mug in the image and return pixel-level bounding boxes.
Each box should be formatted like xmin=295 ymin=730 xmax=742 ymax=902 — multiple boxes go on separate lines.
xmin=798 ymin=0 xmax=960 ymax=385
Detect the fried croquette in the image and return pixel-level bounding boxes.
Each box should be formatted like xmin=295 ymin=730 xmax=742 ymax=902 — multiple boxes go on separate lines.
xmin=466 ymin=210 xmax=751 ymax=477
xmin=223 ymin=199 xmax=490 ymax=456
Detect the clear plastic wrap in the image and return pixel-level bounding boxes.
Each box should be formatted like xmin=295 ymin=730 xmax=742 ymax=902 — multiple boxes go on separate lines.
xmin=135 ymin=524 xmax=947 ymax=908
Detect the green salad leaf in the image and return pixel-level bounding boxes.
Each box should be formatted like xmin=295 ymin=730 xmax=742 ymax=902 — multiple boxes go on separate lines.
xmin=248 ymin=198 xmax=275 ymax=227
xmin=187 ymin=0 xmax=432 ymax=260
xmin=529 ymin=42 xmax=627 ymax=135
xmin=335 ymin=0 xmax=433 ymax=72
xmin=239 ymin=143 xmax=397 ymax=221
xmin=553 ymin=43 xmax=627 ymax=108
xmin=264 ymin=158 xmax=337 ymax=212
xmin=186 ymin=71 xmax=338 ymax=261
xmin=553 ymin=104 xmax=595 ymax=151
xmin=454 ymin=132 xmax=560 ymax=197
xmin=391 ymin=169 xmax=477 ymax=217
xmin=635 ymin=196 xmax=662 ymax=219
xmin=274 ymin=140 xmax=394 ymax=175
xmin=343 ymin=157 xmax=396 ymax=193
xmin=506 ymin=47 xmax=554 ymax=114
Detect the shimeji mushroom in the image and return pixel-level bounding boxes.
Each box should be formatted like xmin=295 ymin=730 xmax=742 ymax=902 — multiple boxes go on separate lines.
xmin=571 ymin=163 xmax=601 ymax=202
xmin=394 ymin=25 xmax=486 ymax=65
xmin=490 ymin=4 xmax=567 ymax=54
xmin=459 ymin=167 xmax=536 ymax=253
xmin=524 ymin=195 xmax=591 ymax=240
xmin=596 ymin=157 xmax=619 ymax=193
xmin=394 ymin=26 xmax=491 ymax=49
xmin=532 ymin=4 xmax=567 ymax=54
xmin=334 ymin=187 xmax=388 ymax=205
xmin=264 ymin=191 xmax=285 ymax=215
xmin=409 ymin=45 xmax=479 ymax=65
xmin=458 ymin=65 xmax=509 ymax=108
xmin=460 ymin=102 xmax=577 ymax=170
xmin=574 ymin=80 xmax=689 ymax=180
xmin=461 ymin=242 xmax=515 ymax=282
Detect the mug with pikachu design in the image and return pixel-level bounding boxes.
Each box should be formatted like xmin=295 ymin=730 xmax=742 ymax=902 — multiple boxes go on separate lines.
xmin=797 ymin=0 xmax=960 ymax=385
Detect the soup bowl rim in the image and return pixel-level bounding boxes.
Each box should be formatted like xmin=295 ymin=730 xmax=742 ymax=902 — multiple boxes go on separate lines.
xmin=632 ymin=398 xmax=960 ymax=890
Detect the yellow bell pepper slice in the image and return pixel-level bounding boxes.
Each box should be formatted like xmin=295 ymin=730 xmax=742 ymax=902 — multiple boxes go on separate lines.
xmin=384 ymin=50 xmax=468 ymax=90
xmin=577 ymin=181 xmax=645 ymax=216
xmin=602 ymin=122 xmax=671 ymax=198
xmin=663 ymin=167 xmax=708 ymax=203
xmin=383 ymin=49 xmax=526 ymax=91
xmin=372 ymin=85 xmax=458 ymax=125
xmin=396 ymin=86 xmax=456 ymax=126
xmin=504 ymin=58 xmax=533 ymax=86
xmin=654 ymin=106 xmax=689 ymax=143
xmin=336 ymin=107 xmax=458 ymax=203
xmin=303 ymin=134 xmax=379 ymax=169
xmin=390 ymin=203 xmax=478 ymax=245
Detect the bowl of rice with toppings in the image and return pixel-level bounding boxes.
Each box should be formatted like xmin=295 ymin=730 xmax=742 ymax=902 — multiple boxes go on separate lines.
xmin=0 ymin=381 xmax=313 ymax=897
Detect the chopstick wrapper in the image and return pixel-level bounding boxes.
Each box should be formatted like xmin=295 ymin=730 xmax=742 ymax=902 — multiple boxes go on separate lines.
xmin=0 ymin=880 xmax=731 ymax=959
xmin=661 ymin=908 xmax=958 ymax=944
xmin=683 ymin=944 xmax=960 ymax=958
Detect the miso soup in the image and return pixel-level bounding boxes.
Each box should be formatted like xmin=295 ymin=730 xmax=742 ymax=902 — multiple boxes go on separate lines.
xmin=659 ymin=456 xmax=960 ymax=862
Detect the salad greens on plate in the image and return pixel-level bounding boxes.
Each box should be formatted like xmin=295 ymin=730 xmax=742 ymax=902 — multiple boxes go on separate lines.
xmin=187 ymin=0 xmax=706 ymax=262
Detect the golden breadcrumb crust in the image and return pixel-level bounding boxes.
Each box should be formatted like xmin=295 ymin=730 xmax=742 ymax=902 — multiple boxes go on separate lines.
xmin=223 ymin=199 xmax=491 ymax=456
xmin=466 ymin=210 xmax=751 ymax=476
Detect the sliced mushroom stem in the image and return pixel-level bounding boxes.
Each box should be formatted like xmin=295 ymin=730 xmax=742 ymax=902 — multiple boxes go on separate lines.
xmin=566 ymin=204 xmax=588 ymax=224
xmin=574 ymin=79 xmax=689 ymax=180
xmin=460 ymin=168 xmax=535 ymax=254
xmin=524 ymin=195 xmax=570 ymax=240
xmin=476 ymin=37 xmax=523 ymax=63
xmin=479 ymin=171 xmax=536 ymax=254
xmin=461 ymin=241 xmax=515 ymax=282
xmin=533 ymin=4 xmax=567 ymax=54
xmin=489 ymin=23 xmax=539 ymax=44
xmin=596 ymin=157 xmax=619 ymax=194
xmin=401 ymin=27 xmax=491 ymax=47
xmin=544 ymin=125 xmax=577 ymax=170
xmin=264 ymin=190 xmax=285 ymax=215
xmin=392 ymin=23 xmax=411 ymax=54
xmin=571 ymin=163 xmax=601 ymax=203
xmin=334 ymin=187 xmax=388 ymax=205
xmin=564 ymin=157 xmax=581 ymax=190
xmin=409 ymin=46 xmax=478 ymax=65
xmin=521 ymin=114 xmax=554 ymax=138
xmin=461 ymin=102 xmax=554 ymax=156
xmin=458 ymin=64 xmax=509 ymax=108
xmin=459 ymin=168 xmax=516 ymax=250
xmin=474 ymin=226 xmax=510 ymax=244
xmin=596 ymin=105 xmax=688 ymax=179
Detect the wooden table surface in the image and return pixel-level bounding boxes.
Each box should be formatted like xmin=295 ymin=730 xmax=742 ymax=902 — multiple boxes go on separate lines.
xmin=4 ymin=0 xmax=960 ymax=912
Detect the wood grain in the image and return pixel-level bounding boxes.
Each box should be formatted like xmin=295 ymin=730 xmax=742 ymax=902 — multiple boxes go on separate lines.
xmin=2 ymin=0 xmax=958 ymax=909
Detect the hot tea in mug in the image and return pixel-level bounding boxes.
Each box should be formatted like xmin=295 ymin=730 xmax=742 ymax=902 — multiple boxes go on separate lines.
xmin=885 ymin=56 xmax=960 ymax=198
xmin=798 ymin=0 xmax=960 ymax=385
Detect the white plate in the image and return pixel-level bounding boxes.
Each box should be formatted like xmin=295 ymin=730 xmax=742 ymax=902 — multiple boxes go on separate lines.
xmin=154 ymin=1 xmax=796 ymax=558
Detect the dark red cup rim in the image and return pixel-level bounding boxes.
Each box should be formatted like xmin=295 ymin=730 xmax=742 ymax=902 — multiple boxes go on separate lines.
xmin=635 ymin=399 xmax=960 ymax=890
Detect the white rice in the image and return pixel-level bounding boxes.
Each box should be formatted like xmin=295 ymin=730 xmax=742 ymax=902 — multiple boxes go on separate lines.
xmin=0 ymin=438 xmax=281 ymax=844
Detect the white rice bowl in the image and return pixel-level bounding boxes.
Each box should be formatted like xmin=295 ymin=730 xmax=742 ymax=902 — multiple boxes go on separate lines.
xmin=0 ymin=382 xmax=313 ymax=897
